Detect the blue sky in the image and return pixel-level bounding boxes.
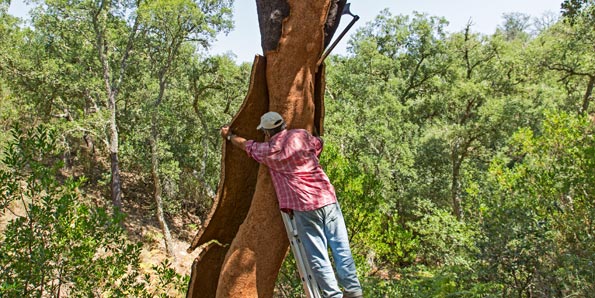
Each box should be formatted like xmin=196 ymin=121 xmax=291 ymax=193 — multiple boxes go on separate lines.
xmin=8 ymin=0 xmax=563 ymax=63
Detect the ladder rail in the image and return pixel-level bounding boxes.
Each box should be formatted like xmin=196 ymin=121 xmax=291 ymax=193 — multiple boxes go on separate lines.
xmin=281 ymin=212 xmax=322 ymax=298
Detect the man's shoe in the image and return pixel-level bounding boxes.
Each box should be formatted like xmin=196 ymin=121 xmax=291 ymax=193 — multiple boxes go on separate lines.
xmin=343 ymin=292 xmax=363 ymax=298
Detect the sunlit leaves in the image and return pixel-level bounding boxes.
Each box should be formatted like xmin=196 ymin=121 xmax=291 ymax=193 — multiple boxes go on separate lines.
xmin=0 ymin=125 xmax=143 ymax=297
xmin=474 ymin=112 xmax=595 ymax=296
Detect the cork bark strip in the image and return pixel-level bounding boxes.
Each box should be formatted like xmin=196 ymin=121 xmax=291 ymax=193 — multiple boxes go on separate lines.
xmin=187 ymin=55 xmax=268 ymax=298
xmin=187 ymin=0 xmax=331 ymax=297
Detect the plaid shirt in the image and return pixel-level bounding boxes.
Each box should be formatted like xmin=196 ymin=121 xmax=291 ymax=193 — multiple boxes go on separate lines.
xmin=244 ymin=129 xmax=337 ymax=211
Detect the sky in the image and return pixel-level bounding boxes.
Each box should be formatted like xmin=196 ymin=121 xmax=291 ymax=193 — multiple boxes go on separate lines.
xmin=8 ymin=0 xmax=563 ymax=63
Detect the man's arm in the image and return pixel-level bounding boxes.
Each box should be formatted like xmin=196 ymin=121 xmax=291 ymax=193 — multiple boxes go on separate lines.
xmin=220 ymin=125 xmax=247 ymax=150
xmin=229 ymin=134 xmax=247 ymax=150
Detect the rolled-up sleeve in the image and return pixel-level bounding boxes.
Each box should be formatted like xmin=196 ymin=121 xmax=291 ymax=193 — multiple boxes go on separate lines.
xmin=244 ymin=140 xmax=269 ymax=164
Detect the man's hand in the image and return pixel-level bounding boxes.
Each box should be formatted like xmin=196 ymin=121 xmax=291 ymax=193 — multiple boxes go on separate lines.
xmin=220 ymin=125 xmax=247 ymax=150
xmin=220 ymin=125 xmax=231 ymax=139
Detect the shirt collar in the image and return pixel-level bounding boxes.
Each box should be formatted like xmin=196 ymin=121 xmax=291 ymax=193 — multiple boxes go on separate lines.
xmin=269 ymin=129 xmax=288 ymax=142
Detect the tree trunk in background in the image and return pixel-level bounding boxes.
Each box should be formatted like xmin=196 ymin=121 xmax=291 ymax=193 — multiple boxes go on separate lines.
xmin=108 ymin=92 xmax=122 ymax=210
xmin=150 ymin=112 xmax=175 ymax=257
xmin=92 ymin=4 xmax=139 ymax=212
xmin=95 ymin=15 xmax=123 ymax=209
xmin=581 ymin=75 xmax=594 ymax=115
xmin=149 ymin=65 xmax=176 ymax=256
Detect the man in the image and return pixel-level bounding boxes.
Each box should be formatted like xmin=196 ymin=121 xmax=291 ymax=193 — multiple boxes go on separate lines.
xmin=220 ymin=111 xmax=363 ymax=298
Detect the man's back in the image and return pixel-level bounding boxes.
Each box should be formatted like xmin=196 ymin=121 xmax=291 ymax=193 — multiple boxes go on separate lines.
xmin=244 ymin=129 xmax=336 ymax=211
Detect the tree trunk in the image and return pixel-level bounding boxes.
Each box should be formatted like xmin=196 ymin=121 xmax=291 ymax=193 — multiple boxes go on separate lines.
xmin=255 ymin=0 xmax=290 ymax=53
xmin=92 ymin=3 xmax=139 ymax=212
xmin=108 ymin=92 xmax=122 ymax=210
xmin=581 ymin=75 xmax=594 ymax=115
xmin=450 ymin=139 xmax=463 ymax=220
xmin=192 ymin=98 xmax=217 ymax=198
xmin=451 ymin=157 xmax=463 ymax=221
xmin=96 ymin=22 xmax=123 ymax=210
xmin=150 ymin=113 xmax=175 ymax=257
xmin=187 ymin=1 xmax=347 ymax=296
xmin=93 ymin=0 xmax=122 ymax=211
xmin=214 ymin=1 xmax=331 ymax=297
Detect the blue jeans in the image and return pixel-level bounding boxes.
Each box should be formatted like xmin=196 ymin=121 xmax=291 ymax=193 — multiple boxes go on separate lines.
xmin=293 ymin=203 xmax=363 ymax=298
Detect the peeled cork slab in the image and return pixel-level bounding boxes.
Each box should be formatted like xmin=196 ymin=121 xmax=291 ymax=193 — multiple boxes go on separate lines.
xmin=186 ymin=55 xmax=268 ymax=298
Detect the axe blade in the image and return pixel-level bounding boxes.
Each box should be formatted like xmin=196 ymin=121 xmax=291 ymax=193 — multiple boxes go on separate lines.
xmin=342 ymin=3 xmax=354 ymax=17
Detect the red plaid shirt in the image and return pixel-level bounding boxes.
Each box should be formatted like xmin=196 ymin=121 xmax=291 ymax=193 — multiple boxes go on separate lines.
xmin=244 ymin=129 xmax=337 ymax=211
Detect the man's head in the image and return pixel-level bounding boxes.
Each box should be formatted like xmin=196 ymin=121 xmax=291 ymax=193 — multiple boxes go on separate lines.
xmin=257 ymin=111 xmax=286 ymax=137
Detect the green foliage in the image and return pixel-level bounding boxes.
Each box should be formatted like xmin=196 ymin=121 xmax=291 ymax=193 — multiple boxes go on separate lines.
xmin=533 ymin=5 xmax=595 ymax=114
xmin=359 ymin=264 xmax=502 ymax=298
xmin=0 ymin=93 xmax=16 ymax=157
xmin=5 ymin=1 xmax=595 ymax=297
xmin=320 ymin=144 xmax=418 ymax=268
xmin=470 ymin=112 xmax=595 ymax=296
xmin=409 ymin=207 xmax=477 ymax=267
xmin=143 ymin=259 xmax=191 ymax=298
xmin=562 ymin=0 xmax=595 ymax=25
xmin=275 ymin=253 xmax=303 ymax=298
xmin=0 ymin=125 xmax=144 ymax=297
xmin=0 ymin=125 xmax=190 ymax=297
xmin=138 ymin=0 xmax=233 ymax=49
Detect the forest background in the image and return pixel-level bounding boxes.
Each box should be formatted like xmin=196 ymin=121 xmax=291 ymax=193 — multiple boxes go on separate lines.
xmin=1 ymin=0 xmax=595 ymax=297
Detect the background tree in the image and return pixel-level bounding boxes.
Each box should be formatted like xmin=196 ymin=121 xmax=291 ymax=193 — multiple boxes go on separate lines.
xmin=498 ymin=12 xmax=532 ymax=40
xmin=540 ymin=1 xmax=595 ymax=114
xmin=135 ymin=0 xmax=232 ymax=257
xmin=562 ymin=0 xmax=595 ymax=24
xmin=88 ymin=0 xmax=142 ymax=210
xmin=470 ymin=112 xmax=595 ymax=296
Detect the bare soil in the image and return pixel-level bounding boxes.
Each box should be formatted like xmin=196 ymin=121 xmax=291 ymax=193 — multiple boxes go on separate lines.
xmin=118 ymin=171 xmax=206 ymax=278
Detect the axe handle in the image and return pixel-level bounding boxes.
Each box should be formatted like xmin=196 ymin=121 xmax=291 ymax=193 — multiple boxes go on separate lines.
xmin=317 ymin=14 xmax=360 ymax=67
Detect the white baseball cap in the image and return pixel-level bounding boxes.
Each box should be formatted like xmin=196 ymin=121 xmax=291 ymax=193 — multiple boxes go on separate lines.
xmin=256 ymin=111 xmax=285 ymax=130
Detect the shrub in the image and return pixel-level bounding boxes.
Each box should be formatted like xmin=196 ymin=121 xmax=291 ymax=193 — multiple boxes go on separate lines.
xmin=0 ymin=125 xmax=145 ymax=297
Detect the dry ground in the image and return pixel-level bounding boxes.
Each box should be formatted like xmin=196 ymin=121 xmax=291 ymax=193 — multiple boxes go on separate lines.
xmin=118 ymin=171 xmax=206 ymax=278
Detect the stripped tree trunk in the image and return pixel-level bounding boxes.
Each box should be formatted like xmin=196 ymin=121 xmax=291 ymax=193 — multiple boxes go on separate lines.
xmin=187 ymin=1 xmax=347 ymax=297
xmin=214 ymin=3 xmax=331 ymax=295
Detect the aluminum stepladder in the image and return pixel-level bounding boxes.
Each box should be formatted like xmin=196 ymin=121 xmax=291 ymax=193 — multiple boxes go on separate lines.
xmin=281 ymin=211 xmax=322 ymax=298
